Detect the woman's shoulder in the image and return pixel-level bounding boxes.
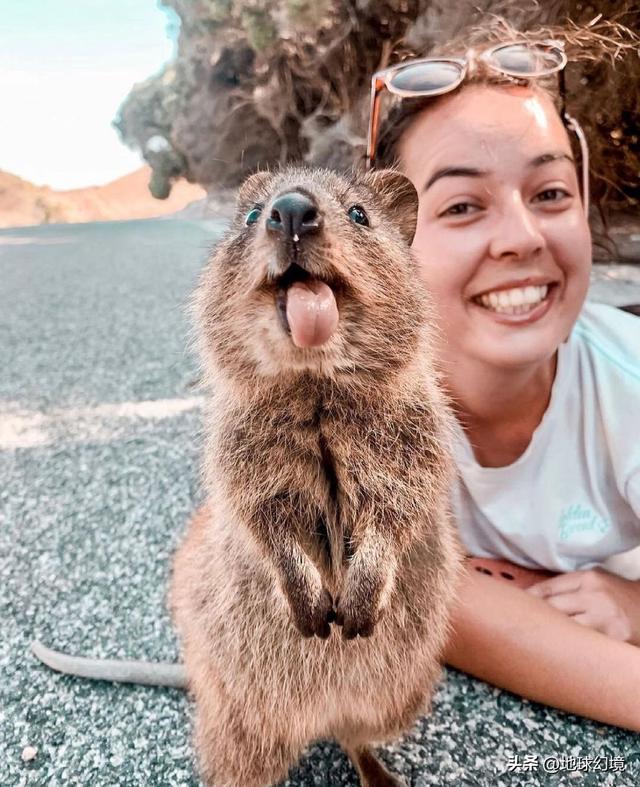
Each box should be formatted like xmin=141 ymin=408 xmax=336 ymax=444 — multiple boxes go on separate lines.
xmin=571 ymin=301 xmax=640 ymax=380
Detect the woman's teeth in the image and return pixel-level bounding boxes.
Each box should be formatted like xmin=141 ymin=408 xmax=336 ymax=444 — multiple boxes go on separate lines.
xmin=475 ymin=285 xmax=550 ymax=315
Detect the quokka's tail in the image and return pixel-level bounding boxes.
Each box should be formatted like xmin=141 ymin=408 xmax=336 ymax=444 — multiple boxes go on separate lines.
xmin=31 ymin=640 xmax=187 ymax=690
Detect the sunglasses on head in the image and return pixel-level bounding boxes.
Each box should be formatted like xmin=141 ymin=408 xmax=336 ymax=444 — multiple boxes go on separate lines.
xmin=366 ymin=40 xmax=589 ymax=215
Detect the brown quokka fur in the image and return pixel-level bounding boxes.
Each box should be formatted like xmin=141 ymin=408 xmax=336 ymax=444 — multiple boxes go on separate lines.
xmin=169 ymin=165 xmax=464 ymax=787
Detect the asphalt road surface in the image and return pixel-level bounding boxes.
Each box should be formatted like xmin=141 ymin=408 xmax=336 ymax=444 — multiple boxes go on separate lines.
xmin=1 ymin=217 xmax=639 ymax=787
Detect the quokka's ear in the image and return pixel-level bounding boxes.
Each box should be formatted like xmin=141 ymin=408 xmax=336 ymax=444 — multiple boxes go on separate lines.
xmin=362 ymin=168 xmax=419 ymax=245
xmin=237 ymin=168 xmax=275 ymax=207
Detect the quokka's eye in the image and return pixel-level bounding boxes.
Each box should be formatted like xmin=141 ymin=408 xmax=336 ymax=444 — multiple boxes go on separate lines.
xmin=347 ymin=205 xmax=369 ymax=226
xmin=245 ymin=206 xmax=262 ymax=226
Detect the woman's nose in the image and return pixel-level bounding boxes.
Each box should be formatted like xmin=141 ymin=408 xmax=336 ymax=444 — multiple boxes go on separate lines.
xmin=488 ymin=195 xmax=545 ymax=261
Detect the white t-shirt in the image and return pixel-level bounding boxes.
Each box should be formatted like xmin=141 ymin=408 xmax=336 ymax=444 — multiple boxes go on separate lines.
xmin=452 ymin=301 xmax=640 ymax=575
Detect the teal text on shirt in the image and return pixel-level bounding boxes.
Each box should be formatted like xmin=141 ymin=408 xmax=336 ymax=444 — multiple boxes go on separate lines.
xmin=558 ymin=503 xmax=611 ymax=541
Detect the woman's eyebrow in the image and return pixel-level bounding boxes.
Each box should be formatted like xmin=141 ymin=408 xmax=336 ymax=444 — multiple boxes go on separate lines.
xmin=423 ymin=167 xmax=486 ymax=192
xmin=529 ymin=152 xmax=575 ymax=167
xmin=423 ymin=153 xmax=575 ymax=192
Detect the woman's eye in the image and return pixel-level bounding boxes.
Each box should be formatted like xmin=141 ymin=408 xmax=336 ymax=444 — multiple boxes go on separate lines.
xmin=245 ymin=206 xmax=262 ymax=225
xmin=439 ymin=202 xmax=479 ymax=217
xmin=347 ymin=205 xmax=369 ymax=226
xmin=533 ymin=188 xmax=570 ymax=203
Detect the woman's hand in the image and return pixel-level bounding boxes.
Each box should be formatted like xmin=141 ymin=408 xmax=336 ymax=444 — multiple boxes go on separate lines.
xmin=526 ymin=568 xmax=640 ymax=646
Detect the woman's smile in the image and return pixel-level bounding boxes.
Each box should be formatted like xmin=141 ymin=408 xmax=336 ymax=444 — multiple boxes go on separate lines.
xmin=468 ymin=280 xmax=559 ymax=325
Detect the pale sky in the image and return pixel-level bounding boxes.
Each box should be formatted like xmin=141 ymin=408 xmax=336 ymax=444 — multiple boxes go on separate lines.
xmin=0 ymin=1 xmax=178 ymax=189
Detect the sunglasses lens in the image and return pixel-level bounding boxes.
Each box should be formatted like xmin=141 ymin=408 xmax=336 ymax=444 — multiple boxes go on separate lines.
xmin=388 ymin=60 xmax=464 ymax=94
xmin=487 ymin=43 xmax=564 ymax=76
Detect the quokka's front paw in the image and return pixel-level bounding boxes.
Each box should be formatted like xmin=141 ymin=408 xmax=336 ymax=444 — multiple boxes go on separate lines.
xmin=335 ymin=567 xmax=391 ymax=640
xmin=289 ymin=586 xmax=335 ymax=639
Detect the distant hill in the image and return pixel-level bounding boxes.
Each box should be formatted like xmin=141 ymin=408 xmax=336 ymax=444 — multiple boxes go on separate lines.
xmin=0 ymin=166 xmax=206 ymax=228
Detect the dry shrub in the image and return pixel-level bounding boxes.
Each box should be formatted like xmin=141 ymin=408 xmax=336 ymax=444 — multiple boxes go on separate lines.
xmin=117 ymin=1 xmax=638 ymax=218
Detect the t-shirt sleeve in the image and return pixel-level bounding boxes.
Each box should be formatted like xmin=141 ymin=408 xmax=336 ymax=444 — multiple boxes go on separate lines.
xmin=626 ymin=469 xmax=640 ymax=522
xmin=580 ymin=305 xmax=640 ymax=530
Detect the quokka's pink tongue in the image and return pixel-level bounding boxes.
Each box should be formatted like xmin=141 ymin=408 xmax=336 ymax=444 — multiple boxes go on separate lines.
xmin=285 ymin=279 xmax=339 ymax=347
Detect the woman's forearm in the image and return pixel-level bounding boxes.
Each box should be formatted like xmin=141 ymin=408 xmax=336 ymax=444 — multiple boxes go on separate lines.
xmin=443 ymin=566 xmax=640 ymax=732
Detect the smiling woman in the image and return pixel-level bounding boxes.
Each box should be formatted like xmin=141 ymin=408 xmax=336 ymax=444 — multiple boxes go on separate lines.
xmin=399 ymin=85 xmax=591 ymax=380
xmin=371 ymin=19 xmax=640 ymax=732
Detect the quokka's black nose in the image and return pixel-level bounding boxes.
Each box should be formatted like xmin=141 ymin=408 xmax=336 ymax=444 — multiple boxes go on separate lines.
xmin=266 ymin=192 xmax=322 ymax=240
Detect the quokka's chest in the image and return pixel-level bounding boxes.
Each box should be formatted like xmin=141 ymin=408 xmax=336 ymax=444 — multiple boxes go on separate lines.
xmin=217 ymin=393 xmax=444 ymax=485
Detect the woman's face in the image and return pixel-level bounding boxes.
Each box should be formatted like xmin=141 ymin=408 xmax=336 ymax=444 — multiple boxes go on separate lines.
xmin=397 ymin=84 xmax=592 ymax=371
